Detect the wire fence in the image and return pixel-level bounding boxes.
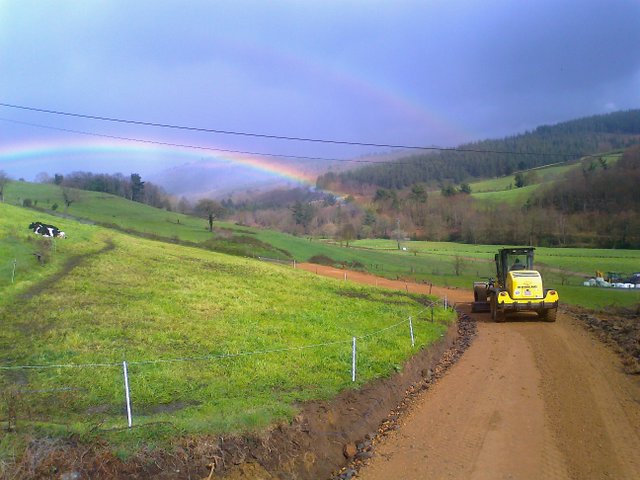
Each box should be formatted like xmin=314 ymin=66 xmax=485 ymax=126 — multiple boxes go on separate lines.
xmin=1 ymin=303 xmax=453 ymax=434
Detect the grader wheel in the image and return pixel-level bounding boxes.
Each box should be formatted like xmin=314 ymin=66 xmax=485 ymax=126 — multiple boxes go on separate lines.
xmin=540 ymin=307 xmax=557 ymax=322
xmin=490 ymin=296 xmax=506 ymax=323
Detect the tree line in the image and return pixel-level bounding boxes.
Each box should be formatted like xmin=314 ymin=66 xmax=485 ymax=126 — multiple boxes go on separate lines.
xmin=317 ymin=109 xmax=640 ymax=190
xmin=231 ymin=145 xmax=640 ymax=249
xmin=37 ymin=171 xmax=172 ymax=210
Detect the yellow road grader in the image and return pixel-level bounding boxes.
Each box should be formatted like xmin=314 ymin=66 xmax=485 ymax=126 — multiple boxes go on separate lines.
xmin=472 ymin=247 xmax=559 ymax=322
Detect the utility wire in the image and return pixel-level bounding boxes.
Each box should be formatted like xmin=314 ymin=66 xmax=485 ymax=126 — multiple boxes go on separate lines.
xmin=0 ymin=117 xmax=372 ymax=164
xmin=6 ymin=116 xmax=611 ymax=168
xmin=0 ymin=101 xmax=591 ymax=159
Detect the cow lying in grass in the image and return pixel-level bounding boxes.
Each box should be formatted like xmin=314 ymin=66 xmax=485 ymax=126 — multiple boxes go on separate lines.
xmin=28 ymin=221 xmax=66 ymax=238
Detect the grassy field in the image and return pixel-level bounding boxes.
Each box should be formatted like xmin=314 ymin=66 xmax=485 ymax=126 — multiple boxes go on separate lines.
xmin=4 ymin=180 xmax=639 ymax=309
xmin=1 ymin=202 xmax=453 ymax=453
xmin=3 ymin=181 xmax=292 ymax=260
xmin=471 ymin=184 xmax=537 ymax=204
xmin=469 ymin=162 xmax=573 ymax=206
xmin=350 ymin=239 xmax=640 ymax=309
xmin=469 ymin=161 xmax=579 ymax=194
xmin=469 ymin=153 xmax=621 ymax=205
xmin=4 ymin=181 xmax=216 ymax=241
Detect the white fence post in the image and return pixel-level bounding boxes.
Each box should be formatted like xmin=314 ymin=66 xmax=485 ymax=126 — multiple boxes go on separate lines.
xmin=409 ymin=316 xmax=415 ymax=347
xmin=11 ymin=259 xmax=16 ymax=283
xmin=122 ymin=361 xmax=133 ymax=428
xmin=351 ymin=337 xmax=356 ymax=382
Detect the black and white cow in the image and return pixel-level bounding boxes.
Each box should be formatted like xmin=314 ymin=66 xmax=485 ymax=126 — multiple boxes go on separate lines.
xmin=29 ymin=221 xmax=66 ymax=238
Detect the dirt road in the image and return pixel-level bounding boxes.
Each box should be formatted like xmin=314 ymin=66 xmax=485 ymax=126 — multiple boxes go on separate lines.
xmin=299 ymin=264 xmax=640 ymax=480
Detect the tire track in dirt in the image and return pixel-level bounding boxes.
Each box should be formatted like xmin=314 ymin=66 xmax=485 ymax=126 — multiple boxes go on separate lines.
xmin=301 ymin=264 xmax=640 ymax=480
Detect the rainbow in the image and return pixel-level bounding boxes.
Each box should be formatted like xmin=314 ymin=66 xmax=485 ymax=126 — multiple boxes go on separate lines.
xmin=0 ymin=138 xmax=319 ymax=187
xmin=0 ymin=34 xmax=471 ymax=198
xmin=227 ymin=38 xmax=472 ymax=144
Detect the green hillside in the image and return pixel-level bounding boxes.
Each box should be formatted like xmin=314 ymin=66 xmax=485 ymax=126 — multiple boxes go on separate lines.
xmin=4 ymin=181 xmax=214 ymax=241
xmin=471 ymin=184 xmax=537 ymax=204
xmin=319 ymin=109 xmax=640 ymax=189
xmin=4 ymin=180 xmax=639 ymax=309
xmin=1 ymin=201 xmax=453 ymax=450
xmin=470 ymin=161 xmax=580 ymax=193
xmin=469 ymin=153 xmax=622 ymax=204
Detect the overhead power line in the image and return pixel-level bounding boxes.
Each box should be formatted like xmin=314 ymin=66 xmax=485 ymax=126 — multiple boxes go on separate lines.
xmin=0 ymin=101 xmax=592 ymax=159
xmin=0 ymin=117 xmax=370 ymax=164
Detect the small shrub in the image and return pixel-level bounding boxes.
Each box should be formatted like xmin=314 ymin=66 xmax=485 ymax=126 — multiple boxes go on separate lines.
xmin=308 ymin=255 xmax=335 ymax=266
xmin=22 ymin=199 xmax=33 ymax=208
xmin=34 ymin=237 xmax=53 ymax=265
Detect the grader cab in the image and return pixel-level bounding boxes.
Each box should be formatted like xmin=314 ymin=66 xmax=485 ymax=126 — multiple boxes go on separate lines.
xmin=472 ymin=247 xmax=559 ymax=322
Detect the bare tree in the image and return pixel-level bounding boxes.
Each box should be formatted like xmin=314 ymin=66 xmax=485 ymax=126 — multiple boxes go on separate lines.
xmin=453 ymin=255 xmax=465 ymax=276
xmin=337 ymin=223 xmax=357 ymax=247
xmin=195 ymin=199 xmax=225 ymax=232
xmin=61 ymin=187 xmax=80 ymax=213
xmin=392 ymin=218 xmax=407 ymax=250
xmin=35 ymin=172 xmax=52 ymax=184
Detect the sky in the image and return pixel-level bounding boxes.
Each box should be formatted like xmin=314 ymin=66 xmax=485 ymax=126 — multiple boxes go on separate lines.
xmin=1 ymin=0 xmax=639 ymax=189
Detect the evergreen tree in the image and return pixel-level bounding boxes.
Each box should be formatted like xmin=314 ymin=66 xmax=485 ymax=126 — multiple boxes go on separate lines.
xmin=130 ymin=173 xmax=145 ymax=202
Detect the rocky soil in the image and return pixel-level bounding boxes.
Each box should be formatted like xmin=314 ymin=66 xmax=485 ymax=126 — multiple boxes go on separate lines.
xmin=566 ymin=305 xmax=640 ymax=374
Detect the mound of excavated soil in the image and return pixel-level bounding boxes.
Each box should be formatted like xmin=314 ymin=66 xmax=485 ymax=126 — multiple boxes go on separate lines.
xmin=567 ymin=305 xmax=640 ymax=374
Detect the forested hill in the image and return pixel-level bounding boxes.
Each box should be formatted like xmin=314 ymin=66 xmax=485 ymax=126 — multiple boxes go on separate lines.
xmin=318 ymin=109 xmax=640 ymax=190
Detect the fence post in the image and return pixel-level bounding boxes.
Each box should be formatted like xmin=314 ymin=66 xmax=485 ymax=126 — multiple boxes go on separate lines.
xmin=409 ymin=316 xmax=415 ymax=347
xmin=431 ymin=305 xmax=434 ymax=322
xmin=11 ymin=259 xmax=17 ymax=283
xmin=351 ymin=337 xmax=356 ymax=382
xmin=344 ymin=272 xmax=347 ymax=281
xmin=444 ymin=296 xmax=448 ymax=309
xmin=122 ymin=361 xmax=133 ymax=428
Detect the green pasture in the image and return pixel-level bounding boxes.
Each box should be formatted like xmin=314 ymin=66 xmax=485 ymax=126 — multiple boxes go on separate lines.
xmin=1 ymin=202 xmax=454 ymax=451
xmin=4 ymin=181 xmax=639 ymax=309
xmin=350 ymin=239 xmax=640 ymax=309
xmin=469 ymin=161 xmax=579 ymax=193
xmin=3 ymin=181 xmax=290 ymax=259
xmin=468 ymin=154 xmax=621 ymax=205
xmin=4 ymin=181 xmax=212 ymax=240
xmin=471 ymin=184 xmax=537 ymax=204
xmin=1 ymin=182 xmax=493 ymax=286
xmin=0 ymin=203 xmax=108 ymax=304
